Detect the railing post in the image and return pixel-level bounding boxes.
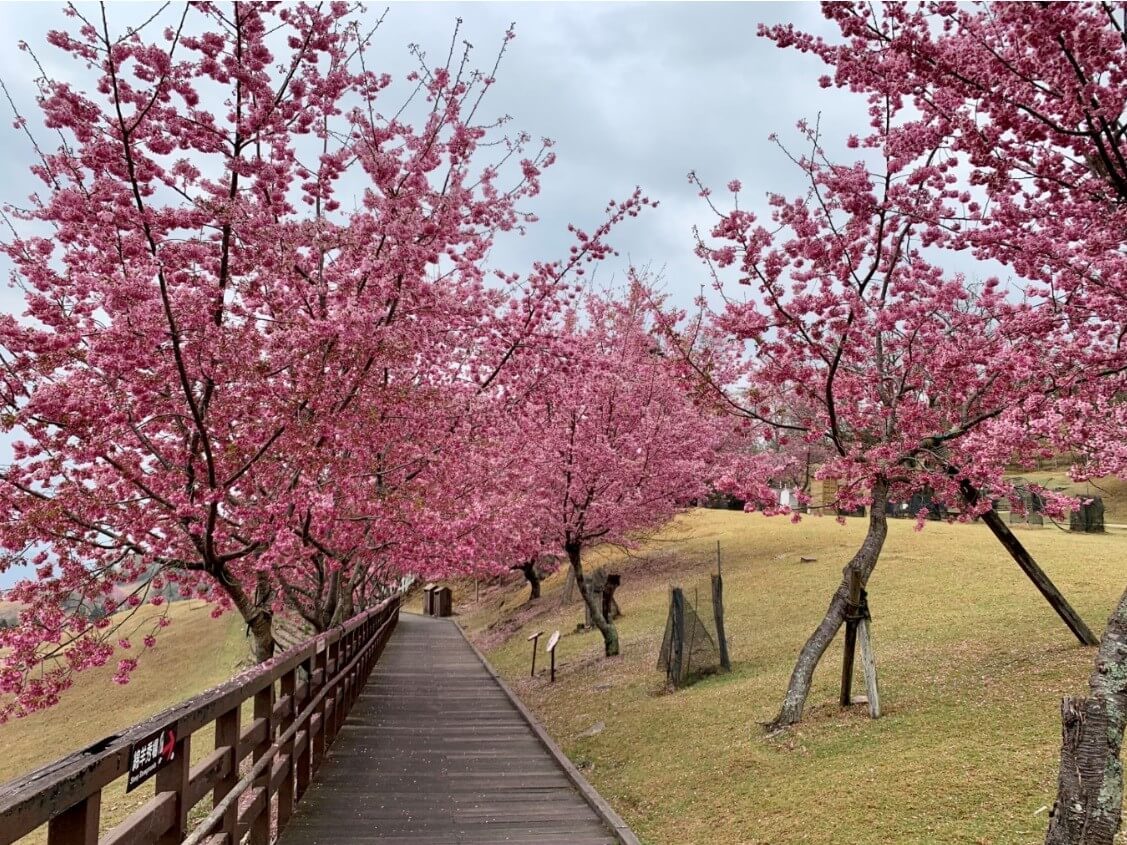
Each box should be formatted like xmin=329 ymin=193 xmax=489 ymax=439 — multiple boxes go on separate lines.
xmin=214 ymin=704 xmax=241 ymax=838
xmin=47 ymin=793 xmax=100 ymax=845
xmin=155 ymin=731 xmax=191 ymax=845
xmin=297 ymin=653 xmax=315 ymax=799
xmin=312 ymin=642 xmax=329 ymax=775
xmin=0 ymin=598 xmax=400 ymax=845
xmin=347 ymin=629 xmax=357 ymax=707
xmin=250 ymin=684 xmax=274 ymax=845
xmin=327 ymin=638 xmax=341 ymax=741
xmin=277 ymin=668 xmax=297 ymax=831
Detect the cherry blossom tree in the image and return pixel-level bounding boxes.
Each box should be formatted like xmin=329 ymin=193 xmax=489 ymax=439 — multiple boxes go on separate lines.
xmin=511 ymin=281 xmax=720 ymax=657
xmin=763 ymin=5 xmax=1127 ymax=841
xmin=673 ymin=116 xmax=1100 ymax=729
xmin=265 ymin=184 xmax=654 ymax=629
xmin=0 ymin=2 xmax=638 ymax=720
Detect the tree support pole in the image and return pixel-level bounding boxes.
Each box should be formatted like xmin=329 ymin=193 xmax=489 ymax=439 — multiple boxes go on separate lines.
xmin=961 ymin=479 xmax=1098 ymax=647
xmin=712 ymin=574 xmax=732 ymax=672
xmin=839 ymin=569 xmax=862 ymax=707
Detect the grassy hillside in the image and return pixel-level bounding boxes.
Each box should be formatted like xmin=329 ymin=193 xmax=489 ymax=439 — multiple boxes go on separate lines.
xmin=1014 ymin=472 xmax=1127 ymax=524
xmin=1 ymin=602 xmax=248 ymax=843
xmin=464 ymin=509 xmax=1127 ymax=845
xmin=0 ymin=600 xmax=22 ymax=626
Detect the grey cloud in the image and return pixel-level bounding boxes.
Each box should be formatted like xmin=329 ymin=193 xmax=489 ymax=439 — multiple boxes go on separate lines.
xmin=0 ymin=2 xmax=880 ymax=589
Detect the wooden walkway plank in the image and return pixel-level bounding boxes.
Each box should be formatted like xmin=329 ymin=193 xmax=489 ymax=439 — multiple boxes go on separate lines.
xmin=277 ymin=612 xmax=636 ymax=844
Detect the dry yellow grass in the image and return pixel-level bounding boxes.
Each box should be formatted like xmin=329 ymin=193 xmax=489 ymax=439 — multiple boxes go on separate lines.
xmin=1 ymin=601 xmax=248 ymax=844
xmin=464 ymin=509 xmax=1127 ymax=845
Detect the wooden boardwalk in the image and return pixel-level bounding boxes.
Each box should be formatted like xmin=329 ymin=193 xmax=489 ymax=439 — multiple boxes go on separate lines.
xmin=277 ymin=612 xmax=631 ymax=844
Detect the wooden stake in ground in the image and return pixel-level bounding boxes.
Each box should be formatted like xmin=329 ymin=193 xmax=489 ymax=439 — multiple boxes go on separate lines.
xmin=840 ymin=568 xmax=881 ymax=719
xmin=669 ymin=587 xmax=686 ymax=687
xmin=839 ymin=570 xmax=861 ymax=707
xmin=857 ymin=616 xmax=880 ymax=718
xmin=958 ymin=477 xmax=1097 ymax=647
xmin=712 ymin=543 xmax=732 ymax=672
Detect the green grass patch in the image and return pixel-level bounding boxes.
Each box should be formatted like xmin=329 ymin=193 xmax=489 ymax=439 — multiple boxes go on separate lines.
xmin=466 ymin=509 xmax=1127 ymax=845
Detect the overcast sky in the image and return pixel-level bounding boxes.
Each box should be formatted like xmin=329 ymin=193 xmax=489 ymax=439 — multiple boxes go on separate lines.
xmin=0 ymin=2 xmax=870 ymax=590
xmin=0 ymin=2 xmax=867 ymax=309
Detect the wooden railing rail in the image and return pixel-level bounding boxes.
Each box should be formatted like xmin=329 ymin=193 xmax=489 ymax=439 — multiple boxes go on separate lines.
xmin=0 ymin=595 xmax=400 ymax=845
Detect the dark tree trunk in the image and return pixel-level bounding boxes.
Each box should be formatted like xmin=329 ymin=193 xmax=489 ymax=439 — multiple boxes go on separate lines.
xmin=560 ymin=565 xmax=578 ymax=605
xmin=321 ymin=568 xmax=341 ymax=632
xmin=515 ymin=559 xmax=541 ymax=600
xmin=601 ymin=574 xmax=620 ymax=622
xmin=221 ymin=567 xmax=276 ymax=662
xmin=566 ymin=541 xmax=619 ymax=657
xmin=767 ymin=478 xmax=890 ymax=731
xmin=247 ymin=611 xmax=275 ymax=662
xmin=1045 ymin=586 xmax=1127 ymax=845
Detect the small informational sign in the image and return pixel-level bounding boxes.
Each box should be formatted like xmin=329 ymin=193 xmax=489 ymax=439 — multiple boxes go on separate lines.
xmin=546 ymin=630 xmax=560 ymax=652
xmin=126 ymin=726 xmax=177 ymax=792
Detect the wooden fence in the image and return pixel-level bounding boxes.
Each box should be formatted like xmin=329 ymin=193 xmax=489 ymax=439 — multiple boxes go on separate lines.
xmin=0 ymin=595 xmax=400 ymax=845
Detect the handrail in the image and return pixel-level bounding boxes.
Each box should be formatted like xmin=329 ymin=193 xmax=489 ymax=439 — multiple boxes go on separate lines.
xmin=0 ymin=594 xmax=401 ymax=845
xmin=181 ymin=607 xmax=393 ymax=845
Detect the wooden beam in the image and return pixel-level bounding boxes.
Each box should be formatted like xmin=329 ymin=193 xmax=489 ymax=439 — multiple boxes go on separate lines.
xmin=858 ymin=618 xmax=881 ymax=719
xmin=839 ymin=569 xmax=862 ymax=707
xmin=46 ymin=793 xmax=100 ymax=845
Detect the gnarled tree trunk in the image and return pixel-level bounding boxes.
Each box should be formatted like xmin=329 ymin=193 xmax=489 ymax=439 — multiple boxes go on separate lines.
xmin=222 ymin=568 xmax=276 ymax=662
xmin=1045 ymin=585 xmax=1127 ymax=845
xmin=767 ymin=478 xmax=889 ymax=731
xmin=566 ymin=540 xmax=619 ymax=657
xmin=514 ymin=559 xmax=541 ymax=600
xmin=601 ymin=573 xmax=621 ymax=621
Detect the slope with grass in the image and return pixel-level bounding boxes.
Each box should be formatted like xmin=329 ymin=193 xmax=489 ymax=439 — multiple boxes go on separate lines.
xmin=1 ymin=602 xmax=248 ymax=844
xmin=464 ymin=509 xmax=1127 ymax=845
xmin=1015 ymin=472 xmax=1127 ymax=524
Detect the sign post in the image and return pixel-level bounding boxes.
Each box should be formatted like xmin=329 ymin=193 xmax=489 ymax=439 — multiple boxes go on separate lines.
xmin=527 ymin=630 xmax=545 ymax=677
xmin=546 ymin=630 xmax=560 ymax=683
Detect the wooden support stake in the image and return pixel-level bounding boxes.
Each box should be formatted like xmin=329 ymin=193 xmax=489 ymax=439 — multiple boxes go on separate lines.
xmin=858 ymin=617 xmax=881 ymax=719
xmin=839 ymin=569 xmax=861 ymax=708
xmin=670 ymin=587 xmax=686 ymax=688
xmin=327 ymin=639 xmax=341 ymax=740
xmin=711 ymin=574 xmax=731 ymax=672
xmin=312 ymin=645 xmax=328 ymax=775
xmin=960 ymin=477 xmax=1097 ymax=646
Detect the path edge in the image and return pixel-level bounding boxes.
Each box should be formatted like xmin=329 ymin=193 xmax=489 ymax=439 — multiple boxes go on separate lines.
xmin=449 ymin=619 xmax=643 ymax=845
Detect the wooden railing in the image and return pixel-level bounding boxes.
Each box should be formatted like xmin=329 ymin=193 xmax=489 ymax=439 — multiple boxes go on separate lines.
xmin=0 ymin=595 xmax=400 ymax=845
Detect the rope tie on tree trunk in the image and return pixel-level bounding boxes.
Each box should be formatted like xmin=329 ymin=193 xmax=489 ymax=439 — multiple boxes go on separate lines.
xmin=844 ymin=588 xmax=871 ymax=623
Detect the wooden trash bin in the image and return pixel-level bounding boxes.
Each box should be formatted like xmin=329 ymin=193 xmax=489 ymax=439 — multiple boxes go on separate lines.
xmin=434 ymin=586 xmax=453 ymax=618
xmin=422 ymin=584 xmax=437 ymax=616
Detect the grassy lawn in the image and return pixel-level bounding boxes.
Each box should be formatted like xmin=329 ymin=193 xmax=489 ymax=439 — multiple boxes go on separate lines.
xmin=463 ymin=509 xmax=1127 ymax=845
xmin=1 ymin=601 xmax=248 ymax=844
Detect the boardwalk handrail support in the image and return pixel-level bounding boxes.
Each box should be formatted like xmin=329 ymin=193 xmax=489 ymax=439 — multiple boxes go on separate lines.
xmin=0 ymin=594 xmax=401 ymax=845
